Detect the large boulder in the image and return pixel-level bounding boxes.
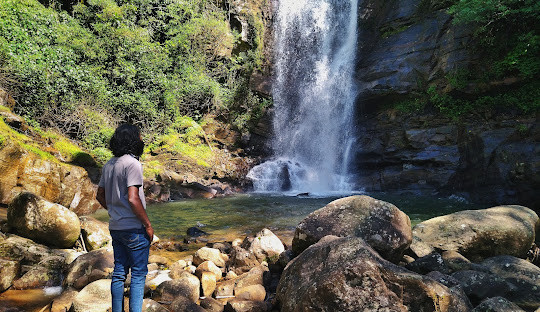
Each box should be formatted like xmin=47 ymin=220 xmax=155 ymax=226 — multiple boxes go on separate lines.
xmin=411 ymin=205 xmax=539 ymax=261
xmin=480 ymin=256 xmax=540 ymax=310
xmin=193 ymin=247 xmax=227 ymax=267
xmin=0 ymin=233 xmax=63 ymax=265
xmin=0 ymin=140 xmax=100 ymax=215
xmin=276 ymin=235 xmax=472 ymax=312
xmin=157 ymin=272 xmax=200 ymax=303
xmin=12 ymin=255 xmax=66 ymax=289
xmin=292 ymin=195 xmax=412 ymax=262
xmin=8 ymin=192 xmax=81 ymax=248
xmin=70 ymin=279 xmax=112 ymax=312
xmin=79 ymin=216 xmax=111 ymax=251
xmin=64 ymin=248 xmax=114 ymax=289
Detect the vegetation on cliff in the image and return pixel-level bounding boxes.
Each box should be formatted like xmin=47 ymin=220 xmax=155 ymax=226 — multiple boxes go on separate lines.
xmin=398 ymin=0 xmax=540 ymax=118
xmin=0 ymin=0 xmax=268 ymax=165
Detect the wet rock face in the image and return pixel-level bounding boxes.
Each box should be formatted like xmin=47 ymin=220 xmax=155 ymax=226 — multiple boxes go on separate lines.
xmin=277 ymin=236 xmax=472 ymax=312
xmin=411 ymin=205 xmax=539 ymax=261
xmin=351 ymin=112 xmax=540 ymax=212
xmin=8 ymin=192 xmax=81 ymax=248
xmin=292 ymin=195 xmax=412 ymax=263
xmin=355 ymin=0 xmax=473 ymax=102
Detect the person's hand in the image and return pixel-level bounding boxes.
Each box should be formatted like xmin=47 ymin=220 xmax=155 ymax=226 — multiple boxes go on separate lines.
xmin=146 ymin=225 xmax=154 ymax=242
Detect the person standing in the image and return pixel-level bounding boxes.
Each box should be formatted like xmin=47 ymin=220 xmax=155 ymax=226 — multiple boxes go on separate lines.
xmin=96 ymin=124 xmax=153 ymax=312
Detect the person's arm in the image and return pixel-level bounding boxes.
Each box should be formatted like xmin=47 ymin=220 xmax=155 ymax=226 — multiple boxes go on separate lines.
xmin=96 ymin=186 xmax=108 ymax=210
xmin=128 ymin=186 xmax=154 ymax=240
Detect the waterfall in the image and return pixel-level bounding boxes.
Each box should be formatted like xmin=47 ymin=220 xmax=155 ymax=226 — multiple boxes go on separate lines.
xmin=247 ymin=0 xmax=359 ymax=195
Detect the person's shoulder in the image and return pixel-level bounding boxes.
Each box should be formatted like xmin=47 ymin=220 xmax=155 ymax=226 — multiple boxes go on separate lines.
xmin=118 ymin=154 xmax=141 ymax=167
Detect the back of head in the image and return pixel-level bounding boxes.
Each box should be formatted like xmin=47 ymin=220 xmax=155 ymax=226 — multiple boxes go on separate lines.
xmin=109 ymin=124 xmax=144 ymax=158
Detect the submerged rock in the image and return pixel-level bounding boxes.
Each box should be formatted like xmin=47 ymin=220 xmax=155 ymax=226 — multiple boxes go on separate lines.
xmin=411 ymin=205 xmax=539 ymax=261
xmin=8 ymin=192 xmax=81 ymax=248
xmin=277 ymin=235 xmax=472 ymax=312
xmin=292 ymin=195 xmax=412 ymax=262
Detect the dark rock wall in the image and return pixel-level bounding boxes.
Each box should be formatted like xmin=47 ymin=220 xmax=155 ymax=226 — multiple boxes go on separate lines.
xmin=352 ymin=111 xmax=539 ymax=211
xmin=356 ymin=0 xmax=473 ymax=106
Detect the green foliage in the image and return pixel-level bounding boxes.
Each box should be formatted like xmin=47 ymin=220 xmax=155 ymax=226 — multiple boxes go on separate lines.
xmin=448 ymin=0 xmax=540 ymax=79
xmin=0 ymin=0 xmax=267 ymax=151
xmin=396 ymin=81 xmax=540 ymax=119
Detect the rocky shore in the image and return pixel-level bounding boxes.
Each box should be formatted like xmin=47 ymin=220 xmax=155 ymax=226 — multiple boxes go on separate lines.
xmin=1 ymin=193 xmax=539 ymax=312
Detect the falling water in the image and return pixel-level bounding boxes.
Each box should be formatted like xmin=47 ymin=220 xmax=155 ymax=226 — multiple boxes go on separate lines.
xmin=247 ymin=0 xmax=359 ymax=194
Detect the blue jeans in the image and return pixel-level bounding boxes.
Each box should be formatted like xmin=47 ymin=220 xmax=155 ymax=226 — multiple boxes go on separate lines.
xmin=110 ymin=228 xmax=150 ymax=312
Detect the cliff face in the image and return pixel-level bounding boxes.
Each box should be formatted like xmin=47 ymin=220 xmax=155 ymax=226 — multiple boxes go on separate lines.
xmin=355 ymin=0 xmax=473 ymax=105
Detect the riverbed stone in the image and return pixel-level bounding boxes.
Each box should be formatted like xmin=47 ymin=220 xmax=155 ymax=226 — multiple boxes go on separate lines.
xmin=0 ymin=234 xmax=64 ymax=265
xmin=12 ymin=255 xmax=65 ymax=289
xmin=451 ymin=270 xmax=512 ymax=306
xmin=472 ymin=297 xmax=526 ymax=312
xmin=51 ymin=287 xmax=78 ymax=312
xmin=169 ymin=295 xmax=206 ymax=312
xmin=142 ymin=298 xmax=169 ymax=312
xmin=194 ymin=247 xmax=227 ymax=267
xmin=480 ymin=255 xmax=540 ymax=310
xmin=277 ymin=235 xmax=472 ymax=312
xmin=228 ymin=246 xmax=260 ymax=274
xmin=292 ymin=195 xmax=412 ymax=263
xmin=0 ymin=259 xmax=19 ymax=292
xmin=200 ymin=297 xmax=224 ymax=312
xmin=8 ymin=192 xmax=81 ymax=248
xmin=157 ymin=272 xmax=200 ymax=303
xmin=411 ymin=205 xmax=539 ymax=261
xmin=79 ymin=216 xmax=111 ymax=251
xmin=405 ymin=252 xmax=451 ymax=275
xmin=196 ymin=260 xmax=223 ymax=281
xmin=64 ymin=248 xmax=114 ymax=289
xmin=201 ymin=271 xmax=217 ymax=298
xmin=235 ymin=284 xmax=266 ymax=301
xmin=241 ymin=228 xmax=285 ymax=263
xmin=70 ymin=279 xmax=112 ymax=312
xmin=224 ymin=299 xmax=270 ymax=312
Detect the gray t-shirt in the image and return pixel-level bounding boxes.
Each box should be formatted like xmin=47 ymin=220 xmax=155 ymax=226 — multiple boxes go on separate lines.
xmin=98 ymin=154 xmax=146 ymax=230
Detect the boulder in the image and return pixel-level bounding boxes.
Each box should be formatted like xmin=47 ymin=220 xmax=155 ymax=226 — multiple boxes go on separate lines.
xmin=70 ymin=279 xmax=112 ymax=312
xmin=169 ymin=295 xmax=205 ymax=312
xmin=200 ymin=297 xmax=225 ymax=312
xmin=234 ymin=284 xmax=266 ymax=301
xmin=224 ymin=299 xmax=270 ymax=312
xmin=142 ymin=298 xmax=169 ymax=312
xmin=0 ymin=234 xmax=61 ymax=265
xmin=451 ymin=270 xmax=512 ymax=306
xmin=51 ymin=287 xmax=78 ymax=312
xmin=411 ymin=205 xmax=539 ymax=261
xmin=79 ymin=216 xmax=111 ymax=251
xmin=241 ymin=228 xmax=284 ymax=263
xmin=0 ymin=259 xmax=19 ymax=292
xmin=292 ymin=195 xmax=412 ymax=262
xmin=0 ymin=141 xmax=100 ymax=215
xmin=481 ymin=256 xmax=540 ymax=310
xmin=228 ymin=246 xmax=260 ymax=274
xmin=405 ymin=252 xmax=451 ymax=275
xmin=276 ymin=235 xmax=472 ymax=312
xmin=156 ymin=272 xmax=200 ymax=303
xmin=193 ymin=247 xmax=227 ymax=267
xmin=64 ymin=248 xmax=114 ymax=289
xmin=215 ymin=265 xmax=267 ymax=298
xmin=12 ymin=255 xmax=65 ymax=289
xmin=195 ymin=261 xmax=223 ymax=281
xmin=8 ymin=192 xmax=81 ymax=248
xmin=148 ymin=255 xmax=169 ymax=266
xmin=472 ymin=297 xmax=525 ymax=312
xmin=200 ymin=271 xmax=217 ymax=298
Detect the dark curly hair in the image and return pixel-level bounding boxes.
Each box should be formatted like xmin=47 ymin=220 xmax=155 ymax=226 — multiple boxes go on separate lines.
xmin=109 ymin=124 xmax=144 ymax=158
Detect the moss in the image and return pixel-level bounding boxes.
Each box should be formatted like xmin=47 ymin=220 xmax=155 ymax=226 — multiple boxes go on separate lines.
xmin=144 ymin=160 xmax=162 ymax=179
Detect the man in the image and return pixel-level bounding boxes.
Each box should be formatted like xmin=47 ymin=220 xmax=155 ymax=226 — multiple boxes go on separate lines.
xmin=96 ymin=124 xmax=153 ymax=312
